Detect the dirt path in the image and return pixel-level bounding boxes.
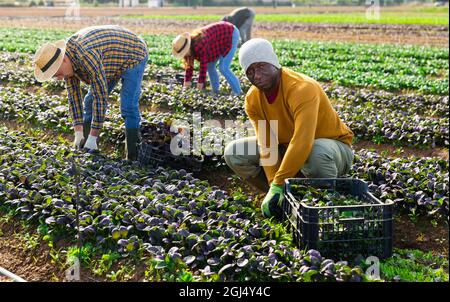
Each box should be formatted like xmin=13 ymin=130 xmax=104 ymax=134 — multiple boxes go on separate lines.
xmin=0 ymin=220 xmax=67 ymax=282
xmin=394 ymin=215 xmax=449 ymax=257
xmin=353 ymin=141 xmax=449 ymax=161
xmin=0 ymin=217 xmax=110 ymax=282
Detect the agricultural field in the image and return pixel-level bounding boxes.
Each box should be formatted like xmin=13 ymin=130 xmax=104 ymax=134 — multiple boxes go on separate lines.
xmin=0 ymin=5 xmax=448 ymax=47
xmin=121 ymin=5 xmax=449 ymax=25
xmin=0 ymin=4 xmax=448 ymax=286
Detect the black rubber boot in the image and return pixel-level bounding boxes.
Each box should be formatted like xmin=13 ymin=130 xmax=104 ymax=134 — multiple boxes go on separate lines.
xmin=125 ymin=128 xmax=140 ymax=161
xmin=81 ymin=120 xmax=91 ymax=148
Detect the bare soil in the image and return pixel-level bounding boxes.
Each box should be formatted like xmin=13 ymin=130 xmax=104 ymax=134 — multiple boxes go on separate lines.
xmin=0 ymin=6 xmax=426 ymax=18
xmin=354 ymin=140 xmax=449 ymax=161
xmin=0 ymin=275 xmax=13 ymax=282
xmin=0 ymin=216 xmax=115 ymax=282
xmin=394 ymin=214 xmax=449 ymax=257
xmin=0 ymin=219 xmax=67 ymax=281
xmin=0 ymin=6 xmax=447 ymax=47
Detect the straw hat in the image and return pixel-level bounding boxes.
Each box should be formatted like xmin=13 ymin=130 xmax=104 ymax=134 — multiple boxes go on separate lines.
xmin=33 ymin=40 xmax=67 ymax=82
xmin=172 ymin=33 xmax=191 ymax=59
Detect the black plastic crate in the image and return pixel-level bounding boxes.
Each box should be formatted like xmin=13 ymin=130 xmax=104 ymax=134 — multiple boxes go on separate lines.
xmin=283 ymin=178 xmax=393 ymax=260
xmin=155 ymin=73 xmax=196 ymax=86
xmin=138 ymin=141 xmax=203 ymax=173
xmin=137 ymin=120 xmax=204 ymax=173
xmin=155 ymin=73 xmax=184 ymax=85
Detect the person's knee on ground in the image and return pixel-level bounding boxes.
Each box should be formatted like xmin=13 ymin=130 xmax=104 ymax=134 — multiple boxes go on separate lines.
xmin=224 ymin=138 xmax=268 ymax=192
xmin=223 ymin=139 xmax=258 ymax=179
xmin=301 ymin=141 xmax=339 ymax=178
xmin=306 ymin=139 xmax=354 ymax=178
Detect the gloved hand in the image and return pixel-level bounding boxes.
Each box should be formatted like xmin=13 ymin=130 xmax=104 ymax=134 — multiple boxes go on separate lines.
xmin=261 ymin=183 xmax=284 ymax=219
xmin=84 ymin=135 xmax=98 ymax=151
xmin=73 ymin=131 xmax=84 ymax=149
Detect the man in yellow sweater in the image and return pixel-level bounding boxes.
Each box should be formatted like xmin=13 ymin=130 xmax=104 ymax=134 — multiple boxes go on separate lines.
xmin=224 ymin=38 xmax=354 ymax=218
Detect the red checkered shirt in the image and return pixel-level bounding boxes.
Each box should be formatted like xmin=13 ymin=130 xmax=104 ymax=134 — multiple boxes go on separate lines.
xmin=185 ymin=21 xmax=235 ymax=84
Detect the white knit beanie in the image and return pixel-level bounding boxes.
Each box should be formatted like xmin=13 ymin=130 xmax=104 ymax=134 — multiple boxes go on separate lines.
xmin=239 ymin=38 xmax=281 ymax=73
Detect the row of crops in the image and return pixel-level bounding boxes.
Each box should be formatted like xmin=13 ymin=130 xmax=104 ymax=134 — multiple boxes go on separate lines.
xmin=0 ymin=85 xmax=447 ymax=222
xmin=0 ymin=25 xmax=448 ymax=282
xmin=0 ymin=27 xmax=448 ymax=94
xmin=140 ymin=82 xmax=449 ymax=148
xmin=1 ymin=125 xmax=448 ymax=282
xmin=0 ymin=126 xmax=373 ymax=282
xmin=0 ymin=56 xmax=448 ymax=148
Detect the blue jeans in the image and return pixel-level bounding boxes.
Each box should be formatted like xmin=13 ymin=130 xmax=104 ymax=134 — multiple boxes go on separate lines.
xmin=83 ymin=55 xmax=148 ymax=129
xmin=207 ymin=26 xmax=242 ymax=95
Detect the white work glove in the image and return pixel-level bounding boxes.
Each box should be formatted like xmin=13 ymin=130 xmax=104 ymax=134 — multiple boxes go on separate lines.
xmin=73 ymin=131 xmax=84 ymax=149
xmin=84 ymin=135 xmax=98 ymax=151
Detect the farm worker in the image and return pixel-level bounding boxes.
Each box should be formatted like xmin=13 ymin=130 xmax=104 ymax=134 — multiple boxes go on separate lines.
xmin=221 ymin=7 xmax=256 ymax=44
xmin=224 ymin=38 xmax=355 ymax=218
xmin=32 ymin=25 xmax=148 ymax=161
xmin=172 ymin=21 xmax=242 ymax=96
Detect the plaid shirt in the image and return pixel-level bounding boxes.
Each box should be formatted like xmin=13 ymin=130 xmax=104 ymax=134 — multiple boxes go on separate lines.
xmin=65 ymin=25 xmax=148 ymax=129
xmin=185 ymin=21 xmax=235 ymax=84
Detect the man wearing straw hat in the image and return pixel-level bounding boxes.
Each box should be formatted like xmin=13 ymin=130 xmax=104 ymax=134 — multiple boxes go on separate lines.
xmin=33 ymin=25 xmax=148 ymax=160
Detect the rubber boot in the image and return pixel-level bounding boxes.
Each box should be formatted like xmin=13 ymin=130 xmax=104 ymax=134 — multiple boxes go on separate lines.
xmin=245 ymin=169 xmax=270 ymax=193
xmin=81 ymin=120 xmax=91 ymax=148
xmin=125 ymin=128 xmax=140 ymax=161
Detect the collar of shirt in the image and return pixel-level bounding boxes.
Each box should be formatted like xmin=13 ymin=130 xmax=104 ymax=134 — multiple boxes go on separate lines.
xmin=265 ymin=84 xmax=280 ymax=105
xmin=65 ymin=44 xmax=91 ymax=84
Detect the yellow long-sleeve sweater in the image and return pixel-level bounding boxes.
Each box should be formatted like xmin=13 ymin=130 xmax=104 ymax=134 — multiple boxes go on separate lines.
xmin=245 ymin=68 xmax=354 ymax=186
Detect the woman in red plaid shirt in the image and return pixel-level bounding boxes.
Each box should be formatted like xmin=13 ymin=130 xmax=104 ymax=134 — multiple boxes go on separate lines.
xmin=172 ymin=21 xmax=242 ymax=95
